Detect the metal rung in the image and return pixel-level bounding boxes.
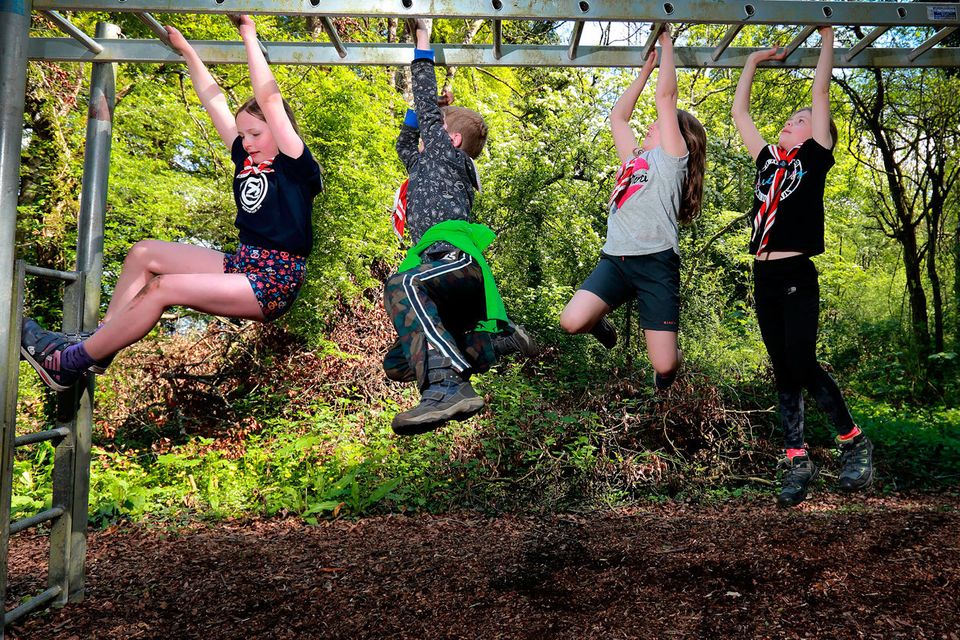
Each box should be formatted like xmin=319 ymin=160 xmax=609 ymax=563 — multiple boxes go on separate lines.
xmin=40 ymin=10 xmax=104 ymax=54
xmin=14 ymin=427 xmax=71 ymax=448
xmin=3 ymin=586 xmax=63 ymax=626
xmin=9 ymin=506 xmax=65 ymax=535
xmin=24 ymin=264 xmax=80 ymax=283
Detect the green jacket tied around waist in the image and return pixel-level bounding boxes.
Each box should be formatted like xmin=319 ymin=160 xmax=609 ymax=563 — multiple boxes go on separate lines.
xmin=398 ymin=220 xmax=507 ymax=333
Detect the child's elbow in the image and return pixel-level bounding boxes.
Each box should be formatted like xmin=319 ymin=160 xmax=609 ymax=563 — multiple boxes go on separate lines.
xmin=655 ymin=89 xmax=678 ymax=105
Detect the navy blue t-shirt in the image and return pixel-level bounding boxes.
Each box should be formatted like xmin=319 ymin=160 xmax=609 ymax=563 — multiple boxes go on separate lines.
xmin=231 ymin=136 xmax=323 ymax=257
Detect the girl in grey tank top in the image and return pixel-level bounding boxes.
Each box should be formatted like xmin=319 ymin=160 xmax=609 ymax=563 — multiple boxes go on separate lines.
xmin=559 ymin=25 xmax=706 ymax=391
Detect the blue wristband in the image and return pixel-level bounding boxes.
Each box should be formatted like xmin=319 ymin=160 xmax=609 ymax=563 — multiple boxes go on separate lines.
xmin=413 ymin=48 xmax=435 ymax=62
xmin=403 ymin=109 xmax=419 ymax=128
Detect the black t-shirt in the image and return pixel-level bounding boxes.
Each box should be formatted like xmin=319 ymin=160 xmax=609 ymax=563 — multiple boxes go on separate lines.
xmin=749 ymin=138 xmax=834 ymax=256
xmin=231 ymin=136 xmax=324 ymax=257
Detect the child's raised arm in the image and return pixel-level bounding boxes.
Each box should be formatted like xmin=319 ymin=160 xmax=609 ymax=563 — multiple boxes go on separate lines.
xmin=609 ymin=47 xmax=658 ymax=163
xmin=409 ymin=19 xmax=453 ymax=154
xmin=234 ymin=15 xmax=304 ymax=159
xmin=732 ymin=46 xmax=784 ymax=161
xmin=811 ymin=26 xmax=834 ymax=149
xmin=165 ymin=25 xmax=237 ymax=150
xmin=653 ymin=27 xmax=687 ymax=159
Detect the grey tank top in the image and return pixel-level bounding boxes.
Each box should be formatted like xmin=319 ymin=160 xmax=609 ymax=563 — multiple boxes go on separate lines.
xmin=602 ymin=146 xmax=688 ymax=257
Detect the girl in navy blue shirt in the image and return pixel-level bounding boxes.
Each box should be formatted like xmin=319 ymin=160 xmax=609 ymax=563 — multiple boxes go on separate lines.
xmin=21 ymin=15 xmax=322 ymax=391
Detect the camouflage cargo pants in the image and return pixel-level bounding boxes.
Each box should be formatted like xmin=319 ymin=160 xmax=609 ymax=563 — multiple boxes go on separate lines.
xmin=383 ymin=251 xmax=497 ymax=390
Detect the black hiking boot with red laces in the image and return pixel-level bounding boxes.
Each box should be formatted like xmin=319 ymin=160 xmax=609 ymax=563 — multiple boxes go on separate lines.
xmin=777 ymin=454 xmax=818 ymax=508
xmin=838 ymin=434 xmax=874 ymax=491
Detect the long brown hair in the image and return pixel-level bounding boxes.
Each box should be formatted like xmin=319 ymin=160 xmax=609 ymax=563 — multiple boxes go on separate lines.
xmin=676 ymin=109 xmax=706 ymax=225
xmin=235 ymin=97 xmax=302 ymax=137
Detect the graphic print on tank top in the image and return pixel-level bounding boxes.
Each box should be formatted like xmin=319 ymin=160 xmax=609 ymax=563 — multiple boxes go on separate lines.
xmin=609 ymin=154 xmax=651 ymax=214
xmin=754 ymin=154 xmax=806 ymax=203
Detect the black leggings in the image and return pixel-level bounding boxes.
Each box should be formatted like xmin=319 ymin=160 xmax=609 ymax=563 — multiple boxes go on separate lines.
xmin=754 ymin=256 xmax=855 ymax=449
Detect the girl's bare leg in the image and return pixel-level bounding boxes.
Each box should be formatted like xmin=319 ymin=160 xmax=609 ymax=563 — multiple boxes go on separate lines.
xmin=84 ymin=273 xmax=263 ymax=361
xmin=560 ymin=290 xmax=612 ymax=334
xmin=103 ymin=240 xmax=226 ymax=323
xmin=645 ymin=329 xmax=680 ymax=377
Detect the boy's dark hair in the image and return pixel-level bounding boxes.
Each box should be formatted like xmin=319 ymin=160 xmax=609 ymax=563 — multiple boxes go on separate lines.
xmin=236 ymin=97 xmax=302 ymax=137
xmin=794 ymin=107 xmax=838 ymax=149
xmin=677 ymin=109 xmax=707 ymax=225
xmin=441 ymin=106 xmax=488 ymax=159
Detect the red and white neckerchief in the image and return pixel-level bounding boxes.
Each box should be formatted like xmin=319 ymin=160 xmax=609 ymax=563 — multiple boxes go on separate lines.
xmin=237 ymin=155 xmax=276 ymax=178
xmin=392 ymin=179 xmax=409 ymax=241
xmin=752 ymin=144 xmax=800 ymax=256
xmin=390 ymin=159 xmax=480 ymax=241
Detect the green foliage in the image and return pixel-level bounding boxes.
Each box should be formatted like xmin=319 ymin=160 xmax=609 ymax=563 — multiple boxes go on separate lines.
xmin=14 ymin=18 xmax=960 ymax=527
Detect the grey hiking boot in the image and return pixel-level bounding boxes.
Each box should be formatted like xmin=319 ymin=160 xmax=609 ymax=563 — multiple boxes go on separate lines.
xmin=838 ymin=433 xmax=874 ymax=491
xmin=777 ymin=454 xmax=818 ymax=508
xmin=590 ymin=316 xmax=617 ymax=349
xmin=20 ymin=318 xmax=85 ymax=392
xmin=391 ymin=369 xmax=485 ymax=436
xmin=493 ymin=324 xmax=540 ymax=358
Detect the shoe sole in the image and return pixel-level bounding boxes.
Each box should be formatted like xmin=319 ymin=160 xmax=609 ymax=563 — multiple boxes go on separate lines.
xmin=20 ymin=346 xmax=71 ymax=392
xmin=392 ymin=397 xmax=486 ymax=430
xmin=392 ymin=419 xmax=447 ymax=436
xmin=839 ymin=468 xmax=874 ymax=492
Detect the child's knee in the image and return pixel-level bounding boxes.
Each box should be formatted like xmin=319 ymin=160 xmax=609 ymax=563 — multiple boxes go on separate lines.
xmin=558 ymin=309 xmax=581 ymax=334
xmin=125 ymin=239 xmax=158 ymax=268
xmin=650 ymin=350 xmax=679 ymax=376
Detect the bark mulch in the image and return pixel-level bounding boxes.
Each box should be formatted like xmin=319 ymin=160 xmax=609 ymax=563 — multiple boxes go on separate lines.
xmin=7 ymin=493 xmax=960 ymax=639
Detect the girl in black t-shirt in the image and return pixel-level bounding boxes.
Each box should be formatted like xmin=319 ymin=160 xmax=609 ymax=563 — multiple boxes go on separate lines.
xmin=20 ymin=15 xmax=322 ymax=393
xmin=731 ymin=27 xmax=873 ymax=507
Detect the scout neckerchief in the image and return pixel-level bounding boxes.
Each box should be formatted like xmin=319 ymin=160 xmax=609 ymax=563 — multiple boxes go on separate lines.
xmin=392 ymin=179 xmax=409 ymax=241
xmin=752 ymin=144 xmax=800 ymax=256
xmin=237 ymin=155 xmax=276 ymax=178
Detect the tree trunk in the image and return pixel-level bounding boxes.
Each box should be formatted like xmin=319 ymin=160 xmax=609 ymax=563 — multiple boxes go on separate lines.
xmin=955 ymin=213 xmax=960 ymax=352
xmin=836 ymin=71 xmax=932 ymax=362
xmin=926 ymin=183 xmax=945 ymax=354
xmin=441 ymin=20 xmax=485 ymax=95
xmin=386 ymin=19 xmax=397 ymax=90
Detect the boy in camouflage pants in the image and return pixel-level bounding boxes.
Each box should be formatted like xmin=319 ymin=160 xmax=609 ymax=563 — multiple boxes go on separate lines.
xmin=383 ymin=19 xmax=535 ymax=435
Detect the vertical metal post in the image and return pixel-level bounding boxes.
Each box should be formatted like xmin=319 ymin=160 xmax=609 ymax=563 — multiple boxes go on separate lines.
xmin=65 ymin=21 xmax=118 ymax=605
xmin=0 ymin=3 xmax=33 ymax=637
